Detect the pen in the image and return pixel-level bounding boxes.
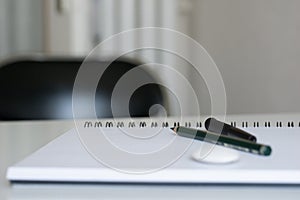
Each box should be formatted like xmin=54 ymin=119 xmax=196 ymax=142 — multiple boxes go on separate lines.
xmin=205 ymin=117 xmax=257 ymax=142
xmin=171 ymin=126 xmax=272 ymax=156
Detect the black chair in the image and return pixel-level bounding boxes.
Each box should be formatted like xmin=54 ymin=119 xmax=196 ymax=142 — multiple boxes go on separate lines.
xmin=0 ymin=57 xmax=165 ymax=120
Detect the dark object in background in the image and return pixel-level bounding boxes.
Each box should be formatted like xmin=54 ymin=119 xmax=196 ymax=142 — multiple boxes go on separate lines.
xmin=0 ymin=57 xmax=165 ymax=120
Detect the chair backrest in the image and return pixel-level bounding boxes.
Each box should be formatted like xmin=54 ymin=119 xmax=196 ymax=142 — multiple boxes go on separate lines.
xmin=0 ymin=57 xmax=165 ymax=120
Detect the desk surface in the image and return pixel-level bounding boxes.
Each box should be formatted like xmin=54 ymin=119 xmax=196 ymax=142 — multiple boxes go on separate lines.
xmin=1 ymin=116 xmax=300 ymax=199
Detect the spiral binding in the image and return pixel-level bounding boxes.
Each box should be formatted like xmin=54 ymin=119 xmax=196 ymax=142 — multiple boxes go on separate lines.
xmin=79 ymin=115 xmax=300 ymax=129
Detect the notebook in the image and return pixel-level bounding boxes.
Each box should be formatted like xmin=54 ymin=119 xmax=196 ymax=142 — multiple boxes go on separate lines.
xmin=6 ymin=116 xmax=300 ymax=184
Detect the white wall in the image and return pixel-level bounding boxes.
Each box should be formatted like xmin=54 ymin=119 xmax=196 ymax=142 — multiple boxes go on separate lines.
xmin=191 ymin=0 xmax=300 ymax=114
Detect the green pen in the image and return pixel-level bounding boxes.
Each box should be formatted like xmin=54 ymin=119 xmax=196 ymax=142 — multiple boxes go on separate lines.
xmin=171 ymin=126 xmax=272 ymax=156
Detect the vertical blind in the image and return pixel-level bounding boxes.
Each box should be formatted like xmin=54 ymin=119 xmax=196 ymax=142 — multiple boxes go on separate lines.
xmin=91 ymin=0 xmax=197 ymax=116
xmin=0 ymin=0 xmax=43 ymax=59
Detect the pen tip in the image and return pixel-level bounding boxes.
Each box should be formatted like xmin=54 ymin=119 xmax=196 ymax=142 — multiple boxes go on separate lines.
xmin=170 ymin=127 xmax=178 ymax=132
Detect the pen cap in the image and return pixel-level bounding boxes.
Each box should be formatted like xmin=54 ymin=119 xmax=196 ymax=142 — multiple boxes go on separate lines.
xmin=205 ymin=118 xmax=257 ymax=142
xmin=204 ymin=118 xmax=229 ymax=133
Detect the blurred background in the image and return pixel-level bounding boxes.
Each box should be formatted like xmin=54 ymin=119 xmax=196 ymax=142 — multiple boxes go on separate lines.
xmin=0 ymin=0 xmax=300 ymax=116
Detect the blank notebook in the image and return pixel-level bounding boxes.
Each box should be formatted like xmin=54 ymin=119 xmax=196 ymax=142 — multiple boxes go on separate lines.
xmin=6 ymin=117 xmax=300 ymax=184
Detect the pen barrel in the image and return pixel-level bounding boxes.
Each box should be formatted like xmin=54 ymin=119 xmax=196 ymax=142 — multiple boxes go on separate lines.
xmin=205 ymin=118 xmax=257 ymax=142
xmin=176 ymin=127 xmax=271 ymax=156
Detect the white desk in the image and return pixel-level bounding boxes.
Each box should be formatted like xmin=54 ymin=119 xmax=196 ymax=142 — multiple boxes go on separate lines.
xmin=1 ymin=118 xmax=300 ymax=199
